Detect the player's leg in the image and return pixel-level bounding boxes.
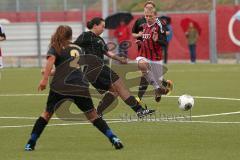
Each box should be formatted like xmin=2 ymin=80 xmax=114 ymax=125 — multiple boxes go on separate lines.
xmin=110 ymin=78 xmax=155 ymax=118
xmin=150 ymin=61 xmax=173 ymax=101
xmin=75 ymin=96 xmax=123 ymax=149
xmin=25 ymin=90 xmax=64 ymax=151
xmin=93 ymin=65 xmax=155 ymax=118
xmin=137 ymin=76 xmax=149 ymax=102
xmin=97 ymin=91 xmax=118 ymax=116
xmin=25 ymin=111 xmax=53 ymax=151
xmin=137 ymin=58 xmax=166 ymax=102
xmin=137 ymin=58 xmax=160 ymax=89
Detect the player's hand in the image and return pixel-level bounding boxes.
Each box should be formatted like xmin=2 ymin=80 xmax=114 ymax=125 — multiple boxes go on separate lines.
xmin=135 ymin=40 xmax=142 ymax=46
xmin=38 ymin=79 xmax=48 ymax=91
xmin=152 ymin=31 xmax=158 ymax=42
xmin=119 ymin=57 xmax=128 ymax=64
xmin=41 ymin=69 xmax=55 ymax=76
xmin=138 ymin=31 xmax=143 ymax=38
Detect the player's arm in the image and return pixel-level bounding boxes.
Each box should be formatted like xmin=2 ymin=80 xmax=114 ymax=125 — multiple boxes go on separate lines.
xmin=41 ymin=68 xmax=55 ymax=76
xmin=132 ymin=32 xmax=143 ymax=39
xmin=154 ymin=26 xmax=167 ymax=45
xmin=106 ymin=51 xmax=127 ymax=64
xmin=132 ymin=19 xmax=143 ymax=39
xmin=38 ymin=56 xmax=56 ymax=91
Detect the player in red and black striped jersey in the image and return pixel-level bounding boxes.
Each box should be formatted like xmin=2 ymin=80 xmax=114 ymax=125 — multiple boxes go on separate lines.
xmin=136 ymin=7 xmax=173 ymax=103
xmin=132 ymin=1 xmax=173 ymax=104
xmin=139 ymin=21 xmax=166 ymax=61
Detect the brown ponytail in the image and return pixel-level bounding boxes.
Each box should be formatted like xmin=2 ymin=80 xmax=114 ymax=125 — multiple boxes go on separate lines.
xmin=49 ymin=25 xmax=72 ymax=54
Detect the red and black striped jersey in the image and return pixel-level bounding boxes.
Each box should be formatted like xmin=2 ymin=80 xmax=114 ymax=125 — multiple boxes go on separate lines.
xmin=139 ymin=22 xmax=167 ymax=61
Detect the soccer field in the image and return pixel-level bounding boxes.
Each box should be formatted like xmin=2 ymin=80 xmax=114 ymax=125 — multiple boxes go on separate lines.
xmin=0 ymin=64 xmax=240 ymax=160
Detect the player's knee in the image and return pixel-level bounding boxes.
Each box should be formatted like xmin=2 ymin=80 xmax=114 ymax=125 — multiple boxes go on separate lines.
xmin=85 ymin=109 xmax=99 ymax=122
xmin=138 ymin=59 xmax=149 ymax=72
xmin=108 ymin=88 xmax=119 ymax=97
xmin=41 ymin=111 xmax=53 ymax=122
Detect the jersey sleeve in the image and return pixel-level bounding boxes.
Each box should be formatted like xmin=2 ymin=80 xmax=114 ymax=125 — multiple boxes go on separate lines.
xmin=46 ymin=47 xmax=57 ymax=59
xmin=99 ymin=37 xmax=109 ymax=55
xmin=132 ymin=17 xmax=145 ymax=34
xmin=74 ymin=32 xmax=86 ymax=46
xmin=132 ymin=19 xmax=139 ymax=34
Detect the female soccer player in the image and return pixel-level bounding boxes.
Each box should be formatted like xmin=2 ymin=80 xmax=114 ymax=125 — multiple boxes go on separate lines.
xmin=132 ymin=1 xmax=173 ymax=103
xmin=136 ymin=7 xmax=173 ymax=102
xmin=74 ymin=17 xmax=155 ymax=117
xmin=25 ymin=25 xmax=123 ymax=151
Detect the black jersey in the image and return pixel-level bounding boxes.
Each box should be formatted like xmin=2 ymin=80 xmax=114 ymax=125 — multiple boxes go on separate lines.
xmin=132 ymin=16 xmax=146 ymax=41
xmin=47 ymin=44 xmax=88 ymax=87
xmin=74 ymin=31 xmax=108 ymax=60
xmin=47 ymin=44 xmax=83 ymax=67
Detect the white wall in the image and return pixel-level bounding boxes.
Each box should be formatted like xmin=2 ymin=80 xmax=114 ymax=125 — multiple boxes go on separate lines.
xmin=1 ymin=22 xmax=82 ymax=56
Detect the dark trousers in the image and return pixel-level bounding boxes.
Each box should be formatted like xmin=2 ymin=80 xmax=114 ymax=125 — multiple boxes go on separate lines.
xmin=162 ymin=43 xmax=169 ymax=64
xmin=188 ymin=44 xmax=196 ymax=63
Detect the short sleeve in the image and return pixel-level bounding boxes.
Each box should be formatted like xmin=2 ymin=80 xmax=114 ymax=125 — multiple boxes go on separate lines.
xmin=132 ymin=19 xmax=139 ymax=34
xmin=74 ymin=32 xmax=91 ymax=47
xmin=46 ymin=47 xmax=57 ymax=59
xmin=98 ymin=37 xmax=109 ymax=54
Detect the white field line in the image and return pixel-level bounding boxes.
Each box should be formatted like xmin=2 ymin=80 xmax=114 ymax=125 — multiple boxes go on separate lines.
xmin=191 ymin=111 xmax=240 ymax=118
xmin=1 ymin=110 xmax=240 ymax=120
xmin=1 ymin=119 xmax=240 ymax=129
xmin=0 ymin=120 xmax=128 ymax=129
xmin=0 ymin=94 xmax=47 ymax=97
xmin=0 ymin=93 xmax=240 ymax=101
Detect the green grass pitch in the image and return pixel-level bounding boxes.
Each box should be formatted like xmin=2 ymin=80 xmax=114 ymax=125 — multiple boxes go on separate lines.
xmin=0 ymin=64 xmax=240 ymax=160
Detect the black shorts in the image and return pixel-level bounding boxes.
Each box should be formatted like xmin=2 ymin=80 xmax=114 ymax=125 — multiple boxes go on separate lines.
xmin=91 ymin=65 xmax=119 ymax=94
xmin=46 ymin=90 xmax=94 ymax=114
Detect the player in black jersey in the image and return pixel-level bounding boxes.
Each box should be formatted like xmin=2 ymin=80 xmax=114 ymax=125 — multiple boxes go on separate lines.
xmin=74 ymin=17 xmax=155 ymax=117
xmin=25 ymin=25 xmax=123 ymax=151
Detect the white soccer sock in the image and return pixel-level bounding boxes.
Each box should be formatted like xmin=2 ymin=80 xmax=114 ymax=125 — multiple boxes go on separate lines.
xmin=144 ymin=70 xmax=160 ymax=90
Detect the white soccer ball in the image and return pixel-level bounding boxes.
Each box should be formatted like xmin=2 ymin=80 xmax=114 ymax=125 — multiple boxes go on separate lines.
xmin=178 ymin=94 xmax=194 ymax=111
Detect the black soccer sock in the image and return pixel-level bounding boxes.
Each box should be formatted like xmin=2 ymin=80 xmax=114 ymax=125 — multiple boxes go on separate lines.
xmin=124 ymin=96 xmax=143 ymax=112
xmin=93 ymin=117 xmax=115 ymax=139
xmin=161 ymin=79 xmax=168 ymax=88
xmin=137 ymin=76 xmax=149 ymax=100
xmin=97 ymin=92 xmax=116 ymax=116
xmin=30 ymin=117 xmax=48 ymax=142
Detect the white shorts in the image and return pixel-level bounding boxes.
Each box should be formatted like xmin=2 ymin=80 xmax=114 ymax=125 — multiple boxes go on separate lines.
xmin=136 ymin=56 xmax=164 ymax=81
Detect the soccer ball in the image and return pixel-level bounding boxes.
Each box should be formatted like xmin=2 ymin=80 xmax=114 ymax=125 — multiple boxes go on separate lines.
xmin=178 ymin=94 xmax=194 ymax=111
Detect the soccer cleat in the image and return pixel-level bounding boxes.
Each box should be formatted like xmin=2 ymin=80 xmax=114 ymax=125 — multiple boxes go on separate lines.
xmin=110 ymin=136 xmax=124 ymax=150
xmin=137 ymin=107 xmax=155 ymax=118
xmin=25 ymin=140 xmax=36 ymax=151
xmin=155 ymin=87 xmax=169 ymax=102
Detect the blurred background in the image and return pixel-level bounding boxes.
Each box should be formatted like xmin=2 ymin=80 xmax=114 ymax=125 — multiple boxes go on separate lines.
xmin=0 ymin=0 xmax=240 ymax=67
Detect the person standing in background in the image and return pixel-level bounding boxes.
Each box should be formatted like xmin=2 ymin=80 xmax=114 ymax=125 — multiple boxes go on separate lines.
xmin=161 ymin=19 xmax=173 ymax=64
xmin=185 ymin=22 xmax=199 ymax=63
xmin=0 ymin=24 xmax=6 ymax=68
